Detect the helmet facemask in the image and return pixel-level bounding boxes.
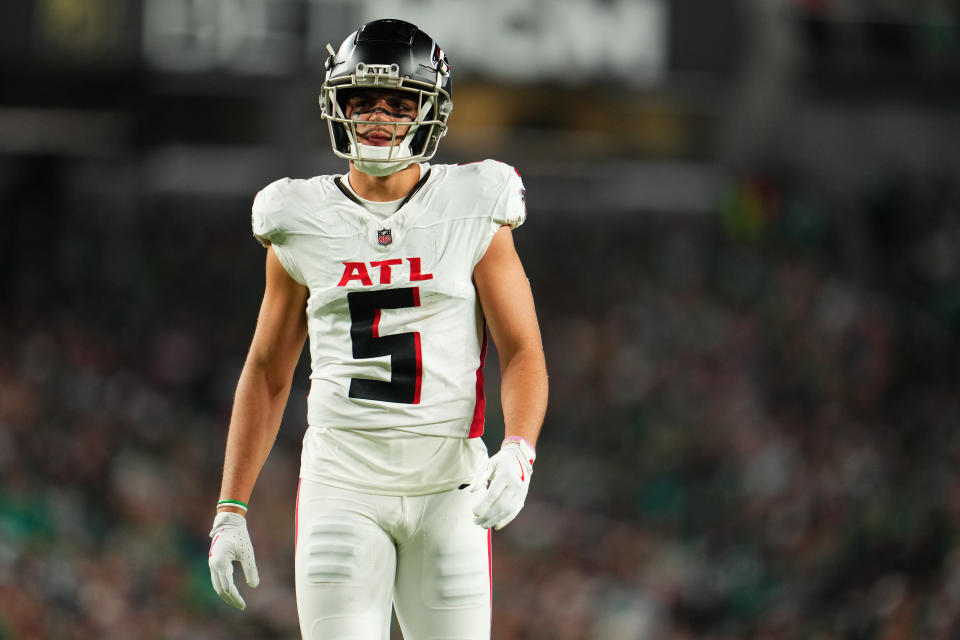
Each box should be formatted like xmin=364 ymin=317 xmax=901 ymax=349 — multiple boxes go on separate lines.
xmin=320 ymin=60 xmax=453 ymax=177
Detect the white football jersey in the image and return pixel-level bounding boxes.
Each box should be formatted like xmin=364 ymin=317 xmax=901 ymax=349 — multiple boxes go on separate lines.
xmin=252 ymin=161 xmax=526 ymax=493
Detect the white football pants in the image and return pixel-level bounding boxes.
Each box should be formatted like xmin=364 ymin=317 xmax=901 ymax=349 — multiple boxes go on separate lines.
xmin=295 ymin=478 xmax=492 ymax=640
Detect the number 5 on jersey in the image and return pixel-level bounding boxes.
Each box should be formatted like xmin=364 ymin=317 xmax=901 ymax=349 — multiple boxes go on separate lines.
xmin=347 ymin=287 xmax=423 ymax=404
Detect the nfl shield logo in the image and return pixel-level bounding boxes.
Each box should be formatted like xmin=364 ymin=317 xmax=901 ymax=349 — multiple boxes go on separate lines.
xmin=377 ymin=229 xmax=393 ymax=246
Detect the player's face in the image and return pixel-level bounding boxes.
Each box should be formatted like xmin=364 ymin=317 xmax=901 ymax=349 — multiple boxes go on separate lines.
xmin=344 ymin=89 xmax=418 ymax=147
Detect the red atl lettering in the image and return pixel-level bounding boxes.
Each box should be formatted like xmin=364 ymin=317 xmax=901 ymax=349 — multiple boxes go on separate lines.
xmin=370 ymin=259 xmax=404 ymax=285
xmin=337 ymin=258 xmax=434 ymax=287
xmin=408 ymin=258 xmax=434 ymax=281
xmin=337 ymin=262 xmax=373 ymax=287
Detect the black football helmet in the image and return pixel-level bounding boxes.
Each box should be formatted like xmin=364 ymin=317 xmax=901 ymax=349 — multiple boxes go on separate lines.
xmin=320 ymin=19 xmax=453 ymax=173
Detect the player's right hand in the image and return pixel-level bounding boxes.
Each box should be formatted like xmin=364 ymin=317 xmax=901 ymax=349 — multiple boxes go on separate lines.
xmin=208 ymin=512 xmax=260 ymax=610
xmin=469 ymin=440 xmax=535 ymax=530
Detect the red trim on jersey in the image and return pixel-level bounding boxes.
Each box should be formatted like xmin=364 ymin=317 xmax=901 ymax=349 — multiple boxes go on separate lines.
xmin=372 ymin=309 xmax=381 ymax=338
xmin=468 ymin=327 xmax=487 ymax=438
xmin=413 ymin=287 xmax=422 ymax=404
xmin=413 ymin=332 xmax=423 ymax=405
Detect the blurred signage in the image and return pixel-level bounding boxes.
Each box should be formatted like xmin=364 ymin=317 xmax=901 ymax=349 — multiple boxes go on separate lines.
xmin=142 ymin=0 xmax=667 ymax=85
xmin=344 ymin=0 xmax=667 ymax=86
xmin=0 ymin=0 xmax=140 ymax=67
xmin=38 ymin=0 xmax=126 ymax=60
xmin=143 ymin=0 xmax=302 ymax=74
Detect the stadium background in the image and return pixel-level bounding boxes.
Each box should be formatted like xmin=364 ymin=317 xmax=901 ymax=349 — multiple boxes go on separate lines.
xmin=1 ymin=1 xmax=959 ymax=638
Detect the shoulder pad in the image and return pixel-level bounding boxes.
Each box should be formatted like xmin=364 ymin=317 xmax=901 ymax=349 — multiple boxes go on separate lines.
xmin=455 ymin=160 xmax=526 ymax=229
xmin=251 ymin=178 xmax=294 ymax=246
xmin=485 ymin=161 xmax=526 ymax=229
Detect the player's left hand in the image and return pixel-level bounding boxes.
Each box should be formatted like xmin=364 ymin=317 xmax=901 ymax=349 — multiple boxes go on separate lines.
xmin=208 ymin=512 xmax=260 ymax=610
xmin=469 ymin=439 xmax=535 ymax=530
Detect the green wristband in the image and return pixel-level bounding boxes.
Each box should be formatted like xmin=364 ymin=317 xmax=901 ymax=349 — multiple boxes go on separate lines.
xmin=217 ymin=499 xmax=248 ymax=511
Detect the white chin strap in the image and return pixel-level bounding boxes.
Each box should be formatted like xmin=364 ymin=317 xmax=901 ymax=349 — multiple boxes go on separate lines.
xmin=347 ymin=100 xmax=432 ymax=177
xmin=352 ymin=139 xmax=416 ymax=177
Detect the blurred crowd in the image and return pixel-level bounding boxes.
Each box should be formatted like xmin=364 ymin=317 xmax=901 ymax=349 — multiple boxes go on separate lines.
xmin=1 ymin=156 xmax=959 ymax=640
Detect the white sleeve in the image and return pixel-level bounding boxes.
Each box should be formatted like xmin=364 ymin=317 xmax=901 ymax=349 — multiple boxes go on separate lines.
xmin=250 ymin=178 xmax=307 ymax=285
xmin=251 ymin=178 xmax=291 ymax=247
xmin=471 ymin=161 xmax=528 ymax=267
xmin=491 ymin=164 xmax=527 ymax=229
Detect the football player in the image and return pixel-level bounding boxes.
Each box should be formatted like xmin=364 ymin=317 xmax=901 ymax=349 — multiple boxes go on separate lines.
xmin=208 ymin=18 xmax=547 ymax=639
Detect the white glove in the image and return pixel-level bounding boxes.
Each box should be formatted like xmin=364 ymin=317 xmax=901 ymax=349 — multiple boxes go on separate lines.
xmin=469 ymin=439 xmax=535 ymax=530
xmin=208 ymin=512 xmax=260 ymax=609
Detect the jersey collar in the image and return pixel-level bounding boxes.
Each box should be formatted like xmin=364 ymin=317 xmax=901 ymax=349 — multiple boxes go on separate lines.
xmin=334 ymin=167 xmax=432 ymax=211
